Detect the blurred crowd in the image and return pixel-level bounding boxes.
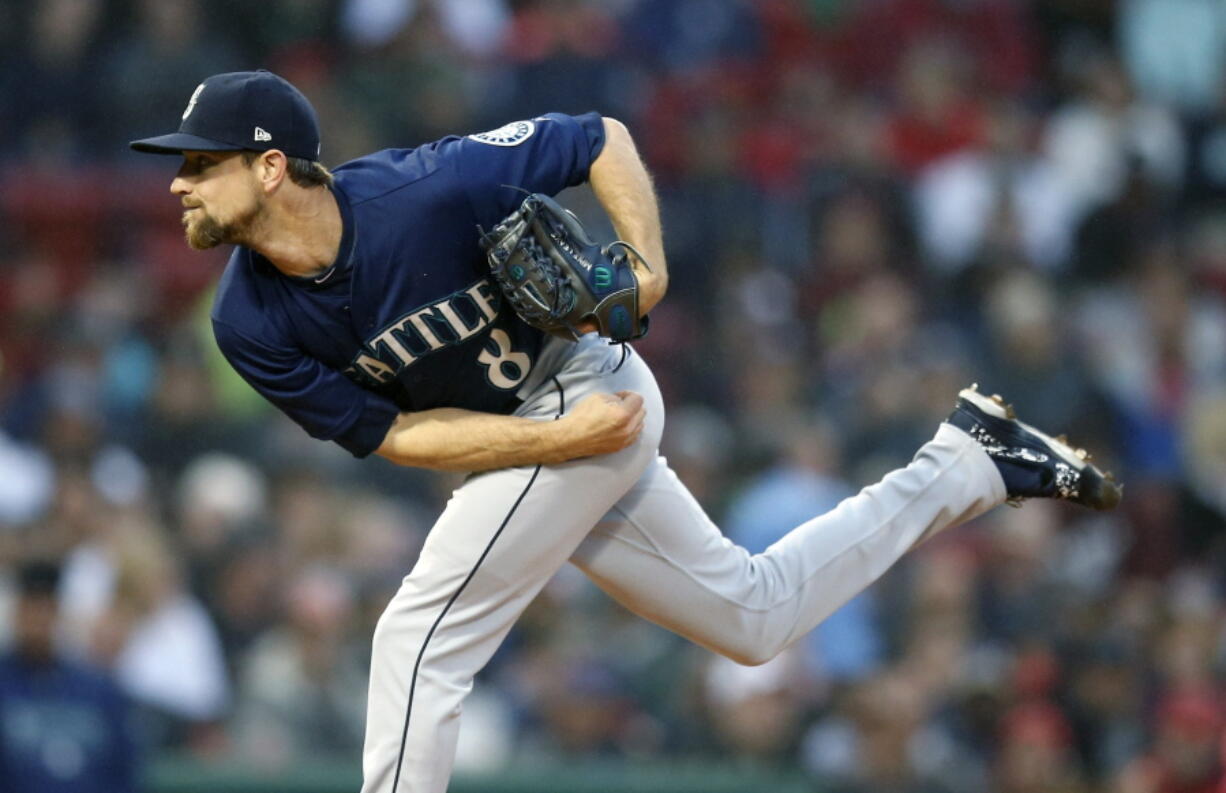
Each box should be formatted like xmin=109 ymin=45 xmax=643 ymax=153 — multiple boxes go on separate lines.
xmin=0 ymin=0 xmax=1224 ymax=791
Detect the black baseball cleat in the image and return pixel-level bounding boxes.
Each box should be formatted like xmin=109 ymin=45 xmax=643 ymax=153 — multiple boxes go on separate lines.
xmin=946 ymin=384 xmax=1122 ymax=510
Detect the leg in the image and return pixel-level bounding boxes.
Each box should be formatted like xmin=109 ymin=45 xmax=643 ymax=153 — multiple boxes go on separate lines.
xmin=360 ymin=344 xmax=664 ymax=793
xmin=570 ymin=421 xmax=1007 ymax=666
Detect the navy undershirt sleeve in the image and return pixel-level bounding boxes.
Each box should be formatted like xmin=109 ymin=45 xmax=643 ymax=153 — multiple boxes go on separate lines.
xmin=212 ymin=319 xmax=400 ymax=458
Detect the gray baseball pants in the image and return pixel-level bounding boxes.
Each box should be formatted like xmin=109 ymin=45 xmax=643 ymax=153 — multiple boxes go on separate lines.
xmin=359 ymin=335 xmax=1006 ymax=793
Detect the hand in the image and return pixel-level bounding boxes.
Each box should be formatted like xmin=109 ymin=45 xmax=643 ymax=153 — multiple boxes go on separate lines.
xmin=554 ymin=391 xmax=646 ymax=460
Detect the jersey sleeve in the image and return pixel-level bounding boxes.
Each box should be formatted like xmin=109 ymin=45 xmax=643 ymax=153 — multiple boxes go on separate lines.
xmin=457 ymin=111 xmax=607 ymax=225
xmin=212 ymin=318 xmax=400 ymax=458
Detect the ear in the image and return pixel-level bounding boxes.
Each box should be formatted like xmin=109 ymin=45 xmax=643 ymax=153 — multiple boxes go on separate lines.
xmin=253 ymin=150 xmax=289 ymax=193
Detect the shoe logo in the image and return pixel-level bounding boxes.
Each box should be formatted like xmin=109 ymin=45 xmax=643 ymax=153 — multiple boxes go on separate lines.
xmin=254 ymin=127 xmax=272 ymax=142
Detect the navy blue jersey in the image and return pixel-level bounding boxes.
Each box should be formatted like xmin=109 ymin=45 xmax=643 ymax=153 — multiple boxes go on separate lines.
xmin=211 ymin=112 xmax=606 ymax=457
xmin=0 ymin=655 xmax=138 ymax=793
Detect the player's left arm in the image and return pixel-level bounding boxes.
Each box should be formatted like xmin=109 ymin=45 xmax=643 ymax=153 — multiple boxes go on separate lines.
xmin=588 ymin=117 xmax=668 ymax=314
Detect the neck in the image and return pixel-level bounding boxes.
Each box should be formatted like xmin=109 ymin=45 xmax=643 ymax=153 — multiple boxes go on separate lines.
xmin=250 ymin=186 xmax=342 ymax=279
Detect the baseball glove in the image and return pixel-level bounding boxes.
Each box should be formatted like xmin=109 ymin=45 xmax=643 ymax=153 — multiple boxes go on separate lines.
xmin=478 ymin=193 xmax=650 ymax=343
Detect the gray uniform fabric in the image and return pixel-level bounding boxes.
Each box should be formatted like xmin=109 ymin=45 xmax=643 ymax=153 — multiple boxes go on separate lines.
xmin=360 ymin=335 xmax=1006 ymax=793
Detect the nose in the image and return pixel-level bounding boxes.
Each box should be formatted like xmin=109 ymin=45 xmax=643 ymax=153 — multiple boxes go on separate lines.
xmin=170 ymin=160 xmax=192 ymax=196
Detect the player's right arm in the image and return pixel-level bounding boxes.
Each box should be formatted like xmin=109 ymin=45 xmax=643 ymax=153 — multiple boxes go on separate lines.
xmin=214 ymin=293 xmax=646 ymax=470
xmin=375 ymin=391 xmax=645 ymax=472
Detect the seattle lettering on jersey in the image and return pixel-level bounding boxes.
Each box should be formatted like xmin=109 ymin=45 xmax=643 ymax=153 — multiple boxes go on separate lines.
xmin=346 ymin=278 xmax=502 ymax=386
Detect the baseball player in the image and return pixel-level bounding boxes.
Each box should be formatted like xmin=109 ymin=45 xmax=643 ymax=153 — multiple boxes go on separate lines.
xmin=130 ymin=71 xmax=1120 ymax=793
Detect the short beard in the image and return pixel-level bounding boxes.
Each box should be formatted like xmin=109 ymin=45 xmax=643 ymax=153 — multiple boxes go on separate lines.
xmin=183 ymin=201 xmax=262 ymax=251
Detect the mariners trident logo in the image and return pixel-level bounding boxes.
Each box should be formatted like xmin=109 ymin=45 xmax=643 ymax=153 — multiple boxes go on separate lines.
xmin=469 ymin=120 xmax=536 ymax=147
xmin=182 ymin=84 xmax=204 ymax=120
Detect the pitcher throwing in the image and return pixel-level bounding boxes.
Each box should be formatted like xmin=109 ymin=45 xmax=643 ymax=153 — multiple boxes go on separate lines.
xmin=130 ymin=70 xmax=1120 ymax=793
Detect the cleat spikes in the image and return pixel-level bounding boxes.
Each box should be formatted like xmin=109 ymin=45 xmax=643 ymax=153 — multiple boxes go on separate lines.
xmin=989 ymin=394 xmax=1016 ymax=418
xmin=948 ymin=384 xmax=1122 ymax=510
xmin=989 ymin=394 xmax=1017 ymax=419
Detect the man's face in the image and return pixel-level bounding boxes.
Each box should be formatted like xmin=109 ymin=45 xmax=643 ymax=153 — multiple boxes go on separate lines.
xmin=14 ymin=593 xmax=57 ymax=663
xmin=170 ymin=150 xmax=264 ymax=250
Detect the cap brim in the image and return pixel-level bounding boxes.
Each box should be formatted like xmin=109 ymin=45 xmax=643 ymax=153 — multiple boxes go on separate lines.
xmin=129 ymin=132 xmax=246 ymax=155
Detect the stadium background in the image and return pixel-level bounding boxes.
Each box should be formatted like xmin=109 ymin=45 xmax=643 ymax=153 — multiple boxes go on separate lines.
xmin=0 ymin=0 xmax=1224 ymax=791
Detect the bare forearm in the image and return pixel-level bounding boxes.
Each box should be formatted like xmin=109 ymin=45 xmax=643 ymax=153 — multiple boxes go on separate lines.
xmin=590 ymin=117 xmax=668 ymax=313
xmin=375 ymin=408 xmax=572 ymax=471
xmin=374 ymin=392 xmax=646 ymax=472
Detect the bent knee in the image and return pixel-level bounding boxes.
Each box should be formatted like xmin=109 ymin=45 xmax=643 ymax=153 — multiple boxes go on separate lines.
xmin=371 ymin=598 xmax=430 ymax=654
xmin=370 ymin=610 xmax=398 ymax=654
xmin=715 ymin=639 xmax=783 ymax=667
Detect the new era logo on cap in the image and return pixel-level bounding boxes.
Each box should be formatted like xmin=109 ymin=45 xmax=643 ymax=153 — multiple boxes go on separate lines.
xmin=129 ymin=70 xmax=321 ymax=161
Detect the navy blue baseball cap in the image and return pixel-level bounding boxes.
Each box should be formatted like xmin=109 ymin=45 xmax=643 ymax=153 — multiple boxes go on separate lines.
xmin=130 ymin=70 xmax=322 ymax=160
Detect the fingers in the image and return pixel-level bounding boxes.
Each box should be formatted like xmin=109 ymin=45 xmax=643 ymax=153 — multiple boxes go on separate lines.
xmin=628 ymin=409 xmax=645 ymax=442
xmin=614 ymin=392 xmax=646 ymax=431
xmin=621 ymin=393 xmax=646 ymax=447
xmin=615 ymin=390 xmax=644 ymax=410
xmin=571 ymin=391 xmax=647 ymax=453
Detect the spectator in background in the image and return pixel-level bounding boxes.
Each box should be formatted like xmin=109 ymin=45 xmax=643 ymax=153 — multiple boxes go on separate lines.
xmin=341 ymin=5 xmax=478 ymax=148
xmin=833 ymin=0 xmax=1038 ymax=97
xmin=0 ymin=560 xmax=138 ymax=793
xmin=885 ymin=37 xmax=986 ymax=176
xmin=1075 ymin=245 xmax=1226 ymax=485
xmin=979 ymin=270 xmax=1094 ymax=433
xmin=1116 ymin=692 xmax=1224 ymax=793
xmin=1044 ymin=50 xmax=1185 ymax=223
xmin=975 ymin=502 xmax=1063 ymax=644
xmin=1070 ymin=156 xmax=1174 ymax=285
xmin=1118 ymin=0 xmax=1226 ymax=118
xmin=231 ymin=566 xmax=367 ymax=767
xmin=175 ymin=452 xmax=269 ymax=593
xmin=993 ymin=701 xmax=1087 ymax=793
xmin=535 ymin=657 xmax=640 ymax=759
xmin=2 ymin=0 xmax=105 ymax=162
xmin=86 ymin=519 xmax=230 ymax=751
xmin=914 ymin=100 xmax=1077 ymax=274
xmin=802 ymin=665 xmax=956 ymax=793
xmin=621 ymin=0 xmax=761 ymax=77
xmin=1181 ymin=389 xmax=1226 ymax=528
xmin=703 ymin=650 xmax=814 ymax=765
xmin=1183 ymin=87 xmax=1226 ymax=208
xmin=1063 ymin=638 xmax=1147 ymax=782
xmin=0 ymin=429 xmax=55 ymax=533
